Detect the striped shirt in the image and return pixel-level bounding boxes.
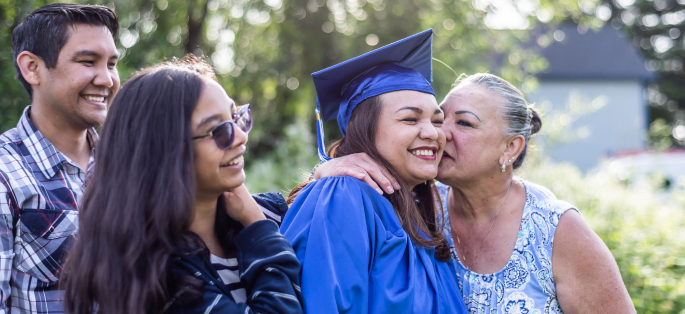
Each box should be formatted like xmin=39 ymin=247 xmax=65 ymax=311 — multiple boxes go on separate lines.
xmin=166 ymin=196 xmax=302 ymax=314
xmin=210 ymin=204 xmax=283 ymax=304
xmin=0 ymin=106 xmax=96 ymax=314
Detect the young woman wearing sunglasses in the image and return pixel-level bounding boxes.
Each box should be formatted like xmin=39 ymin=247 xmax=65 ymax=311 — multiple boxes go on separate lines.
xmin=63 ymin=57 xmax=302 ymax=314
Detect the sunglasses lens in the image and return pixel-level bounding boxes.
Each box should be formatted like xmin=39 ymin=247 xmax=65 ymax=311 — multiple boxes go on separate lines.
xmin=236 ymin=105 xmax=253 ymax=133
xmin=213 ymin=122 xmax=234 ymax=150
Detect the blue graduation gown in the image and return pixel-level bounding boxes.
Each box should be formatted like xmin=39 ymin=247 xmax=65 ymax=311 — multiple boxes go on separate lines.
xmin=281 ymin=176 xmax=467 ymax=314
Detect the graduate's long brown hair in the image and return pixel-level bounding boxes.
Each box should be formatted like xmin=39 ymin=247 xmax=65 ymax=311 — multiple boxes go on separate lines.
xmin=288 ymin=95 xmax=450 ymax=261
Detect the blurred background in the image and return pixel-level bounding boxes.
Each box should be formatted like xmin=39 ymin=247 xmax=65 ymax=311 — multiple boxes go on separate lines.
xmin=1 ymin=0 xmax=684 ymax=312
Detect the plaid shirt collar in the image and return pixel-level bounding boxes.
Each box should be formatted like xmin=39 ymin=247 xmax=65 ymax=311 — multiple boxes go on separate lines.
xmin=16 ymin=106 xmax=98 ymax=179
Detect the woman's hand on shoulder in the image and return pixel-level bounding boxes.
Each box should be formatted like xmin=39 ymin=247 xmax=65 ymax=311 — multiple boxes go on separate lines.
xmin=313 ymin=153 xmax=401 ymax=195
xmin=223 ymin=185 xmax=266 ymax=227
xmin=552 ymin=210 xmax=635 ymax=314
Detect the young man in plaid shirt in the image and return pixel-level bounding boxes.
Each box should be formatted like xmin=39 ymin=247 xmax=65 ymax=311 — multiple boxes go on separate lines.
xmin=0 ymin=4 xmax=119 ymax=313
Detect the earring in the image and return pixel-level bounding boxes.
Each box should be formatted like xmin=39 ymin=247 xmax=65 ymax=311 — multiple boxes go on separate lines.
xmin=501 ymin=162 xmax=506 ymax=172
xmin=508 ymin=158 xmax=512 ymax=163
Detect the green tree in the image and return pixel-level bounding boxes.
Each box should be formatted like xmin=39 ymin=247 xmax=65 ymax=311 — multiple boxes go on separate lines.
xmin=0 ymin=0 xmax=47 ymax=131
xmin=3 ymin=0 xmax=685 ymax=311
xmin=0 ymin=0 xmax=559 ymax=190
xmin=602 ymin=0 xmax=685 ymax=146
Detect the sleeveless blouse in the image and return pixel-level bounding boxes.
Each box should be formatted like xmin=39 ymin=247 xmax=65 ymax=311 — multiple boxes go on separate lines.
xmin=436 ymin=179 xmax=578 ymax=314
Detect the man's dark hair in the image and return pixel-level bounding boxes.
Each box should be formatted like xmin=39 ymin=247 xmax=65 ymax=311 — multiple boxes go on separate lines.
xmin=11 ymin=3 xmax=119 ymax=101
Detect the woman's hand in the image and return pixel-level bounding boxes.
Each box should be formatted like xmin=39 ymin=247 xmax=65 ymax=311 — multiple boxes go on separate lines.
xmin=223 ymin=185 xmax=266 ymax=227
xmin=314 ymin=153 xmax=401 ymax=195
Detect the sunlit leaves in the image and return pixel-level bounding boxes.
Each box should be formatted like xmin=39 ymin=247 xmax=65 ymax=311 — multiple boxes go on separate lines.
xmin=520 ymin=149 xmax=685 ymax=313
xmin=604 ymin=0 xmax=685 ymax=148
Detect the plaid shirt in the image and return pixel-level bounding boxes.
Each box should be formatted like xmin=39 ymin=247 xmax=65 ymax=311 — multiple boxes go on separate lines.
xmin=0 ymin=107 xmax=95 ymax=314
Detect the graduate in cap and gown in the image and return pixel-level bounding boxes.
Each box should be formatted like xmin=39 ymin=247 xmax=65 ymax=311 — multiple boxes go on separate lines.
xmin=281 ymin=29 xmax=467 ymax=314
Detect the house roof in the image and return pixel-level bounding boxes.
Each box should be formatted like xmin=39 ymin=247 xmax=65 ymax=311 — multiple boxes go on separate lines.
xmin=537 ymin=24 xmax=655 ymax=80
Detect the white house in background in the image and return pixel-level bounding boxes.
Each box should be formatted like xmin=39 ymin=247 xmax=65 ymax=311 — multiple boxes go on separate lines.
xmin=528 ymin=24 xmax=655 ymax=172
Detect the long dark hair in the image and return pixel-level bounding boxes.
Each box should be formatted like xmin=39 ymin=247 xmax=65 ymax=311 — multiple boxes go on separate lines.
xmin=62 ymin=57 xmax=240 ymax=314
xmin=288 ymin=95 xmax=450 ymax=261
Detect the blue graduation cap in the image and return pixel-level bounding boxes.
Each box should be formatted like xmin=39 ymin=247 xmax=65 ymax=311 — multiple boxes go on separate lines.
xmin=312 ymin=29 xmax=435 ymax=162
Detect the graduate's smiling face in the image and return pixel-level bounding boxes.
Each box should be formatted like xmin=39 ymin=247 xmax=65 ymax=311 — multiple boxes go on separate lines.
xmin=191 ymin=80 xmax=248 ymax=198
xmin=374 ymin=90 xmax=445 ymax=188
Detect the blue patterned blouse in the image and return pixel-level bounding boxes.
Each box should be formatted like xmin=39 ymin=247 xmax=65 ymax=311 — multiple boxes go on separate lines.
xmin=436 ymin=179 xmax=578 ymax=314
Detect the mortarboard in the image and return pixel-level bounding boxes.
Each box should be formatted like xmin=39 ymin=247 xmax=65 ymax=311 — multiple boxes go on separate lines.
xmin=312 ymin=29 xmax=435 ymax=162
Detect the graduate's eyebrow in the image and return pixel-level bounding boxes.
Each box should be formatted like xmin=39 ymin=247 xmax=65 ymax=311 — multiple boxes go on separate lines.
xmin=397 ymin=106 xmax=422 ymax=114
xmin=455 ymin=110 xmax=481 ymax=122
xmin=397 ymin=107 xmax=442 ymax=116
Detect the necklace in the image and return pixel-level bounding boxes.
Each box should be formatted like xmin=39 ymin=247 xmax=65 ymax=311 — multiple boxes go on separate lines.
xmin=453 ymin=182 xmax=512 ymax=271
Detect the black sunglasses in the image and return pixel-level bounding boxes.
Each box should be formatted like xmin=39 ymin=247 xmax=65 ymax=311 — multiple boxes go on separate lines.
xmin=192 ymin=104 xmax=253 ymax=150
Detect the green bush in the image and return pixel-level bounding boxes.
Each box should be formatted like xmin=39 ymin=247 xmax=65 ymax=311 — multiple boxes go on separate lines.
xmin=244 ymin=120 xmax=318 ymax=195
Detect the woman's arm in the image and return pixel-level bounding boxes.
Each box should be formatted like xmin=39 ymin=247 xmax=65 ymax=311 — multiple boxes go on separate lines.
xmin=313 ymin=152 xmax=400 ymax=195
xmin=235 ymin=219 xmax=303 ymax=313
xmin=167 ymin=220 xmax=302 ymax=314
xmin=553 ymin=210 xmax=635 ymax=313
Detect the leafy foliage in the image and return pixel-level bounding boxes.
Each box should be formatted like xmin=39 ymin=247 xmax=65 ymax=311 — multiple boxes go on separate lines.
xmin=1 ymin=1 xmax=683 ymax=311
xmin=0 ymin=0 xmax=553 ymax=189
xmin=602 ymin=0 xmax=685 ymax=146
xmin=521 ymin=103 xmax=685 ymax=313
xmin=0 ymin=0 xmax=45 ymax=131
xmin=519 ymin=149 xmax=685 ymax=313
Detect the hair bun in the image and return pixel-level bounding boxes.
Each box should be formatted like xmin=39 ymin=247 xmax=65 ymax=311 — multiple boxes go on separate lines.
xmin=530 ymin=108 xmax=542 ymax=135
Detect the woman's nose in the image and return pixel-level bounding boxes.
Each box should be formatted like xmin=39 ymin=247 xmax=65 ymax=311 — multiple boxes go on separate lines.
xmin=232 ymin=124 xmax=248 ymax=148
xmin=420 ymin=121 xmax=439 ymax=141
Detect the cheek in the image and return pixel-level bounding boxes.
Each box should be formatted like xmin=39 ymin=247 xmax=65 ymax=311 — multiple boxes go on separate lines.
xmin=112 ymin=71 xmax=121 ymax=87
xmin=193 ymin=154 xmax=210 ymax=180
xmin=437 ymin=129 xmax=446 ymax=148
xmin=64 ymin=66 xmax=86 ymax=82
xmin=374 ymin=130 xmax=394 ymax=159
xmin=451 ymin=132 xmax=482 ymax=160
xmin=193 ymin=145 xmax=222 ymax=178
xmin=62 ymin=73 xmax=89 ymax=96
xmin=455 ymin=133 xmax=501 ymax=167
xmin=376 ymin=126 xmax=411 ymax=157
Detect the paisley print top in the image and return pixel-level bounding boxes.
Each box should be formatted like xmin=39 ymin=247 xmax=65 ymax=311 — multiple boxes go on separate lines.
xmin=437 ymin=179 xmax=578 ymax=314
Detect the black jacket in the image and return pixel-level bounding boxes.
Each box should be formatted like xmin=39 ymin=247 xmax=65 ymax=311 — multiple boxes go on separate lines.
xmin=166 ymin=193 xmax=302 ymax=313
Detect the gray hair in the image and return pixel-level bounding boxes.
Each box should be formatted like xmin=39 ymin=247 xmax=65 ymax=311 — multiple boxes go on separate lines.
xmin=452 ymin=73 xmax=542 ymax=169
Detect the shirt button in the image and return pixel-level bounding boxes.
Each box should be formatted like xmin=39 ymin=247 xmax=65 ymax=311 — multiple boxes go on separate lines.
xmin=48 ymin=226 xmax=55 ymax=232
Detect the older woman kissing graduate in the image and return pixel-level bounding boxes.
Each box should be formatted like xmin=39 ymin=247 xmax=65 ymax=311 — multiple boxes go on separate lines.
xmin=281 ymin=30 xmax=467 ymax=314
